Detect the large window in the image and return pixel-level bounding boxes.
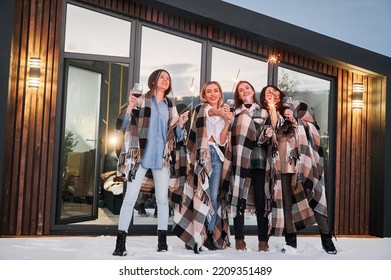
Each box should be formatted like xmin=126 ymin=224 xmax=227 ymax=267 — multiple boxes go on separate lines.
xmin=277 ymin=66 xmax=331 ymax=186
xmin=65 ymin=4 xmax=131 ymax=57
xmin=211 ymin=47 xmax=268 ymax=100
xmin=278 ymin=67 xmax=330 ymax=137
xmin=139 ymin=26 xmax=203 ymax=114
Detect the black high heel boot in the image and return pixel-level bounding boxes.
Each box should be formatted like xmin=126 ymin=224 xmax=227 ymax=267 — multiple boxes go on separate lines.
xmin=113 ymin=230 xmax=127 ymax=256
xmin=157 ymin=230 xmax=168 ymax=252
xmin=203 ymin=230 xmax=218 ymax=250
xmin=320 ymin=231 xmax=337 ymax=254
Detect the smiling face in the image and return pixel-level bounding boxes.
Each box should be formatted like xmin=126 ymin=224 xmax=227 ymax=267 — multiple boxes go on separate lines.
xmin=265 ymin=86 xmax=281 ymax=105
xmin=201 ymin=81 xmax=223 ymax=108
xmin=237 ymin=82 xmax=255 ymax=103
xmin=156 ymin=71 xmax=170 ymax=92
xmin=148 ymin=69 xmax=172 ymax=97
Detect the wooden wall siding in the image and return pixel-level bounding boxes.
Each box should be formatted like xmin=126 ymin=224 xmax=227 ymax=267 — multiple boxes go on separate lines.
xmin=334 ymin=71 xmax=372 ymax=235
xmin=3 ymin=0 xmax=61 ymax=235
xmin=3 ymin=0 xmax=375 ymax=235
xmin=368 ymin=77 xmax=385 ymax=237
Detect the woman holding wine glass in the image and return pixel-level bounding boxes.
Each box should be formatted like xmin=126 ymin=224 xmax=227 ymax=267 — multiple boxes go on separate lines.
xmin=259 ymin=85 xmax=337 ymax=255
xmin=113 ymin=69 xmax=190 ymax=256
xmin=221 ymin=80 xmax=270 ymax=251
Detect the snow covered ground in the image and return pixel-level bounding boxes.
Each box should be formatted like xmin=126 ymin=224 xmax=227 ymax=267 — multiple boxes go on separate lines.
xmin=0 ymin=235 xmax=390 ymax=279
xmin=0 ymin=234 xmax=390 ymax=260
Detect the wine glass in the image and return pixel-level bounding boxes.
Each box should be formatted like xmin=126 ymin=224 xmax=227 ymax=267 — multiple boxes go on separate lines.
xmin=133 ymin=83 xmax=143 ymax=98
xmin=227 ymin=99 xmax=235 ymax=113
xmin=244 ymin=95 xmax=253 ymax=109
xmin=283 ymin=96 xmax=293 ymax=109
xmin=132 ymin=83 xmax=143 ymax=108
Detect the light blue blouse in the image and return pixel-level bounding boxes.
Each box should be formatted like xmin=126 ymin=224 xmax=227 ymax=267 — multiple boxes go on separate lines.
xmin=121 ymin=95 xmax=184 ymax=169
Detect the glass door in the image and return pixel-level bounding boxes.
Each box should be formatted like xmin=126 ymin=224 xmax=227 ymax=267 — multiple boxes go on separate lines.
xmin=58 ymin=63 xmax=102 ymax=223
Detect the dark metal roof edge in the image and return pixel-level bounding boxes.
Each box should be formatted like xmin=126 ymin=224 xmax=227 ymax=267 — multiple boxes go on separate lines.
xmin=150 ymin=0 xmax=391 ymax=76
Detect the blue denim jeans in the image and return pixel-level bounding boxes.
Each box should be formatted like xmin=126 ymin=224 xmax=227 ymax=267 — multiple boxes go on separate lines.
xmin=207 ymin=144 xmax=223 ymax=232
xmin=118 ymin=165 xmax=170 ymax=232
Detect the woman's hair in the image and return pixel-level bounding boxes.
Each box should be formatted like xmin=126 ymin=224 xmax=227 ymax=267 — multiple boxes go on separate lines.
xmin=147 ymin=69 xmax=172 ymax=97
xmin=234 ymin=81 xmax=259 ymax=108
xmin=200 ymin=81 xmax=224 ymax=108
xmin=259 ymin=84 xmax=285 ymax=114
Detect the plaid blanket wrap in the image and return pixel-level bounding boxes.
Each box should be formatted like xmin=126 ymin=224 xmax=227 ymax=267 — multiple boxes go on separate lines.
xmin=221 ymin=105 xmax=268 ymax=217
xmin=172 ymin=103 xmax=230 ymax=249
xmin=116 ymin=91 xmax=181 ymax=189
xmin=265 ymin=100 xmax=328 ymax=236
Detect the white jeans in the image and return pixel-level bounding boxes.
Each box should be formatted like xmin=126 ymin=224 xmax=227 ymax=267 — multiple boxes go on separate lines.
xmin=118 ymin=165 xmax=170 ymax=232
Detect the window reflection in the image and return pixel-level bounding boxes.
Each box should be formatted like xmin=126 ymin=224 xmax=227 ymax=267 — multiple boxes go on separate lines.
xmin=211 ymin=47 xmax=268 ymax=101
xmin=134 ymin=27 xmax=203 ymax=225
xmin=140 ymin=26 xmax=202 ymax=113
xmin=277 ymin=67 xmax=331 ymax=185
xmin=59 ymin=60 xmax=129 ymax=226
xmin=65 ymin=4 xmax=131 ymax=57
xmin=277 ymin=67 xmax=330 ymax=136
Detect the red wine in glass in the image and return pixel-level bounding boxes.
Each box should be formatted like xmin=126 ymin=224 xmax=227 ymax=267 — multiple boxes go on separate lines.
xmin=133 ymin=83 xmax=143 ymax=98
xmin=244 ymin=104 xmax=252 ymax=109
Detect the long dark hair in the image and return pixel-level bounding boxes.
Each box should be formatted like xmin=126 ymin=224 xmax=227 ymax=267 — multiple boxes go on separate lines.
xmin=259 ymin=84 xmax=285 ymax=115
xmin=147 ymin=69 xmax=172 ymax=97
xmin=234 ymin=81 xmax=260 ymax=108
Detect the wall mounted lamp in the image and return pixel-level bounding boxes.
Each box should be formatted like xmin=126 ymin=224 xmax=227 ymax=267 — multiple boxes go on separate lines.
xmin=28 ymin=57 xmax=41 ymax=88
xmin=352 ymin=83 xmax=364 ymax=109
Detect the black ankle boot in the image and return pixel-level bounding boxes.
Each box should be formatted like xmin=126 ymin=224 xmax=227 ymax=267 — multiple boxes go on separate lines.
xmin=203 ymin=231 xmax=218 ymax=250
xmin=113 ymin=230 xmax=127 ymax=256
xmin=282 ymin=232 xmax=297 ymax=253
xmin=285 ymin=232 xmax=297 ymax=248
xmin=157 ymin=230 xmax=168 ymax=252
xmin=320 ymin=231 xmax=337 ymax=255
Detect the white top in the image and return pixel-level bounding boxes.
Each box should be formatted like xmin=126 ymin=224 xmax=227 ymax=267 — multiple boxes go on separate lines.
xmin=205 ymin=104 xmax=227 ymax=162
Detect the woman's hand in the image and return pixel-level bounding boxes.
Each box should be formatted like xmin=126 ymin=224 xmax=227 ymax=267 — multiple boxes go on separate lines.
xmin=178 ymin=110 xmax=190 ymax=129
xmin=126 ymin=89 xmax=139 ymax=114
xmin=283 ymin=108 xmax=296 ymax=123
xmin=225 ymin=111 xmax=234 ymax=124
xmin=221 ymin=104 xmax=234 ymax=124
xmin=221 ymin=103 xmax=230 ymax=114
xmin=264 ymin=127 xmax=273 ymax=138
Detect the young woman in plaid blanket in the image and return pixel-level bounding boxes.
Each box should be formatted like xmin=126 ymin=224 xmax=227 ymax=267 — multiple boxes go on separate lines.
xmin=259 ymin=85 xmax=337 ymax=255
xmin=112 ymin=69 xmax=189 ymax=256
xmin=221 ymin=81 xmax=270 ymax=252
xmin=173 ymin=81 xmax=233 ymax=253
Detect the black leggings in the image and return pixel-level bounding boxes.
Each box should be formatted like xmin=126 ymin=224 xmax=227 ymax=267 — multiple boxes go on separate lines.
xmin=233 ymin=169 xmax=269 ymax=241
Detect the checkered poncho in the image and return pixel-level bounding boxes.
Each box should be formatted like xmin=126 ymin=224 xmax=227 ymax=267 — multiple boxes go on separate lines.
xmin=221 ymin=104 xmax=268 ymax=217
xmin=172 ymin=103 xmax=230 ymax=250
xmin=116 ymin=91 xmax=183 ymax=191
xmin=265 ymin=100 xmax=328 ymax=236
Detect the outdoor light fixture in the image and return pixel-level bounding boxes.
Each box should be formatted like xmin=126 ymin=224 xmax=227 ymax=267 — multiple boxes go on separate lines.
xmin=352 ymin=83 xmax=364 ymax=109
xmin=28 ymin=57 xmax=41 ymax=88
xmin=267 ymin=54 xmax=280 ymax=64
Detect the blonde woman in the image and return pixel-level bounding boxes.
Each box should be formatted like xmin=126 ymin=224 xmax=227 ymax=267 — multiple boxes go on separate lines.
xmin=173 ymin=81 xmax=233 ymax=253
